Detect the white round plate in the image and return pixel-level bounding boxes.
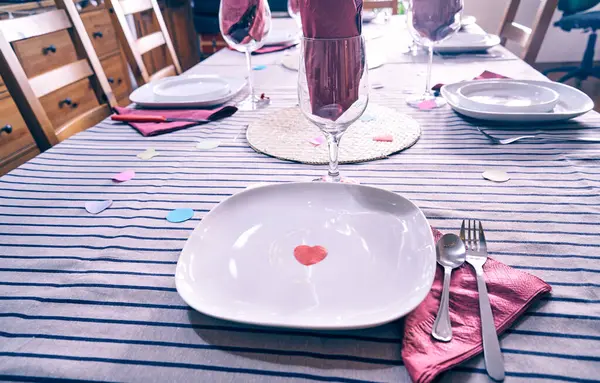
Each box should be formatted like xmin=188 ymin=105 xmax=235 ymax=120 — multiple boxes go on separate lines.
xmin=442 ymin=79 xmax=594 ymax=123
xmin=129 ymin=75 xmax=245 ymax=108
xmin=152 ymin=76 xmax=230 ymax=102
xmin=456 ymin=80 xmax=559 ymax=113
xmin=434 ymin=33 xmax=500 ymax=53
xmin=175 ymin=182 xmax=436 ymax=330
xmin=264 ymin=30 xmax=299 ymax=46
xmin=281 ymin=51 xmax=385 ymax=71
xmin=461 ymin=15 xmax=477 ymax=27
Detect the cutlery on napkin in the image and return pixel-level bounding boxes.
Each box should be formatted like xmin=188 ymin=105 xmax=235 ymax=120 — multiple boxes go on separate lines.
xmin=402 ymin=227 xmax=551 ymax=383
xmin=230 ymin=43 xmax=298 ymax=54
xmin=299 ymin=0 xmax=364 ymax=120
xmin=112 ymin=106 xmax=238 ymax=137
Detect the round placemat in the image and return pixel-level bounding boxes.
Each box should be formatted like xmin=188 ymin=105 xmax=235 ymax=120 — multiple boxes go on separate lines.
xmin=246 ymin=104 xmax=421 ymax=164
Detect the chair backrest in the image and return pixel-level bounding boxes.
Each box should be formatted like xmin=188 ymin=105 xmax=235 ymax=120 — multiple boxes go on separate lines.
xmin=363 ymin=0 xmax=399 ymax=15
xmin=498 ymin=0 xmax=559 ymax=64
xmin=108 ymin=0 xmax=182 ymax=85
xmin=0 ymin=0 xmax=116 ymax=151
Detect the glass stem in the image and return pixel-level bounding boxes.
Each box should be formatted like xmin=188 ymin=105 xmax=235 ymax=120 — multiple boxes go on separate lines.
xmin=245 ymin=50 xmax=255 ymax=103
xmin=424 ymin=44 xmax=434 ymax=99
xmin=326 ymin=133 xmax=341 ymax=182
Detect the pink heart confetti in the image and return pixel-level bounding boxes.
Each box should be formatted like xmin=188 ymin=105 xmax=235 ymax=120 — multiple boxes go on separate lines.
xmin=373 ymin=134 xmax=394 ymax=142
xmin=113 ymin=170 xmax=135 ymax=182
xmin=294 ymin=245 xmax=328 ymax=266
xmin=308 ymin=136 xmax=325 ymax=147
xmin=85 ymin=200 xmax=113 ymax=214
xmin=418 ymin=99 xmax=438 ymax=110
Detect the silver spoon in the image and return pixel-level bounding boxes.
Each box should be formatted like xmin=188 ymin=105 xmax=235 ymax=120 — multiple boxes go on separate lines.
xmin=432 ymin=233 xmax=466 ymax=342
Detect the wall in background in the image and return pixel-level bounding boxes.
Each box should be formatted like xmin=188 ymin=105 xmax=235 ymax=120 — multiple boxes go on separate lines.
xmin=464 ymin=0 xmax=600 ymax=63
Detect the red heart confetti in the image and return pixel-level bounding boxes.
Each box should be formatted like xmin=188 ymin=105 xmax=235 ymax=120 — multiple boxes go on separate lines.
xmin=293 ymin=245 xmax=328 ymax=266
xmin=418 ymin=99 xmax=437 ymax=110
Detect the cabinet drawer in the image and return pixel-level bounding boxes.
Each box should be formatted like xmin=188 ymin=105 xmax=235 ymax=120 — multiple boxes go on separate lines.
xmin=40 ymin=78 xmax=101 ymax=129
xmin=81 ymin=9 xmax=119 ymax=58
xmin=12 ymin=30 xmax=78 ymax=78
xmin=0 ymin=96 xmax=39 ymax=169
xmin=100 ymin=54 xmax=130 ymax=100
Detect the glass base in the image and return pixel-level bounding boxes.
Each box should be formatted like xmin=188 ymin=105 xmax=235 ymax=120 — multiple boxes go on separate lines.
xmin=312 ymin=176 xmax=360 ymax=184
xmin=406 ymin=95 xmax=447 ymax=110
xmin=236 ymin=95 xmax=270 ymax=111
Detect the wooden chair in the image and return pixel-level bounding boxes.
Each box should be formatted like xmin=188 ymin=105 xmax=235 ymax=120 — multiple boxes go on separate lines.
xmin=108 ymin=0 xmax=182 ymax=85
xmin=363 ymin=0 xmax=399 ymax=15
xmin=0 ymin=0 xmax=117 ymax=152
xmin=498 ymin=0 xmax=559 ymax=64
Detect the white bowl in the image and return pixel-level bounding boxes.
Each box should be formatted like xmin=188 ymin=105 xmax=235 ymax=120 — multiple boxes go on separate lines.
xmin=456 ymin=80 xmax=560 ymax=113
xmin=175 ymin=182 xmax=436 ymax=330
xmin=152 ymin=75 xmax=231 ymax=103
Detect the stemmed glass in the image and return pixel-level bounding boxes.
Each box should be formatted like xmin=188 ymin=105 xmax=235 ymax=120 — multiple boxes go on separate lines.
xmin=219 ymin=0 xmax=272 ymax=110
xmin=406 ymin=0 xmax=462 ymax=109
xmin=298 ymin=36 xmax=369 ymax=183
xmin=287 ymin=0 xmax=301 ymax=29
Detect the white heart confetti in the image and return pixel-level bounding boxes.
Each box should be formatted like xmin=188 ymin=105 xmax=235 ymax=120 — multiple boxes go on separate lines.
xmin=137 ymin=148 xmax=159 ymax=160
xmin=196 ymin=140 xmax=221 ymax=150
xmin=482 ymin=170 xmax=510 ymax=183
xmin=85 ymin=200 xmax=113 ymax=214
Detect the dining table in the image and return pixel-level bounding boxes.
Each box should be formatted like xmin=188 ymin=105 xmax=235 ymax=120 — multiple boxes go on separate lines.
xmin=0 ymin=16 xmax=599 ymax=383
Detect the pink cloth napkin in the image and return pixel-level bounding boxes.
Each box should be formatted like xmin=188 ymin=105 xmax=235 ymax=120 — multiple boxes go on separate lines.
xmin=300 ymin=0 xmax=364 ymax=120
xmin=220 ymin=0 xmax=268 ymax=45
xmin=113 ymin=106 xmax=238 ymax=137
xmin=432 ymin=70 xmax=508 ymax=92
xmin=402 ymin=228 xmax=552 ymax=383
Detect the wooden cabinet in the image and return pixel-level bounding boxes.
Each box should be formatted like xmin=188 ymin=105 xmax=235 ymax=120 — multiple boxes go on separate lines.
xmin=0 ymin=93 xmax=40 ymax=175
xmin=40 ymin=78 xmax=101 ymax=129
xmin=101 ymin=52 xmax=131 ymax=103
xmin=81 ymin=8 xmax=120 ymax=58
xmin=12 ymin=30 xmax=79 ymax=78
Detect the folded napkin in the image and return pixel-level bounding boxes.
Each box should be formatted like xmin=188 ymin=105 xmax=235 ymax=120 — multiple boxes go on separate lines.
xmin=300 ymin=0 xmax=364 ymax=120
xmin=402 ymin=228 xmax=551 ymax=383
xmin=432 ymin=70 xmax=508 ymax=92
xmin=113 ymin=106 xmax=238 ymax=137
xmin=220 ymin=0 xmax=268 ymax=46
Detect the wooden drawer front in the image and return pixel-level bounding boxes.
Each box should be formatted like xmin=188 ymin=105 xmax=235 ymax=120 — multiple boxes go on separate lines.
xmin=40 ymin=78 xmax=100 ymax=129
xmin=12 ymin=30 xmax=78 ymax=78
xmin=81 ymin=9 xmax=119 ymax=58
xmin=100 ymin=54 xmax=130 ymax=100
xmin=0 ymin=97 xmax=38 ymax=163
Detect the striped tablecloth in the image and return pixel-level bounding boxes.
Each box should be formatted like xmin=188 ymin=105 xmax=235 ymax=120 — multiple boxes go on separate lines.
xmin=1 ymin=19 xmax=599 ymax=383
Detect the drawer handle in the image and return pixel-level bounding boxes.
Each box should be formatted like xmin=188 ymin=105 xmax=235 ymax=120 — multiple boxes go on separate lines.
xmin=42 ymin=45 xmax=57 ymax=55
xmin=1 ymin=124 xmax=12 ymax=134
xmin=59 ymin=98 xmax=73 ymax=108
xmin=107 ymin=77 xmax=123 ymax=85
xmin=93 ymin=31 xmax=103 ymax=39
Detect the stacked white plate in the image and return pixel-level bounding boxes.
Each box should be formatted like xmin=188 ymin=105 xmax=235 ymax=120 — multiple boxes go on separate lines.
xmin=434 ymin=33 xmax=501 ymax=53
xmin=129 ymin=74 xmax=246 ymax=108
xmin=441 ymin=79 xmax=594 ymax=122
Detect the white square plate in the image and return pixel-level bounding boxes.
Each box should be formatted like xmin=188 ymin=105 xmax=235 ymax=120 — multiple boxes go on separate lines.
xmin=175 ymin=182 xmax=436 ymax=330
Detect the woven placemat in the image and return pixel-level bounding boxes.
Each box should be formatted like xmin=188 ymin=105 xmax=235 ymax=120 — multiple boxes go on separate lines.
xmin=246 ymin=104 xmax=421 ymax=164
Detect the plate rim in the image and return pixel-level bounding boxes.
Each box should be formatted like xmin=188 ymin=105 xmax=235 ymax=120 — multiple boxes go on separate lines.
xmin=441 ymin=79 xmax=594 ymax=122
xmin=175 ymin=181 xmax=436 ymax=330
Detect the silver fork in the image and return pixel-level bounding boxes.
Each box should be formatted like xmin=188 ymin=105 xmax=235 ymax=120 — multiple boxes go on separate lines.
xmin=477 ymin=127 xmax=600 ymax=145
xmin=460 ymin=219 xmax=505 ymax=381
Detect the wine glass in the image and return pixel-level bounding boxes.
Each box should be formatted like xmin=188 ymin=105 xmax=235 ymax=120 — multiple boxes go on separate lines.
xmin=406 ymin=0 xmax=462 ymax=109
xmin=287 ymin=0 xmax=301 ymax=29
xmin=219 ymin=0 xmax=272 ymax=111
xmin=298 ymin=36 xmax=369 ymax=183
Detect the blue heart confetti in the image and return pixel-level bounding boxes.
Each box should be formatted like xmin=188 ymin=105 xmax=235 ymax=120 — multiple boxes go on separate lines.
xmin=166 ymin=208 xmax=194 ymax=223
xmin=253 ymin=65 xmax=267 ymax=70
